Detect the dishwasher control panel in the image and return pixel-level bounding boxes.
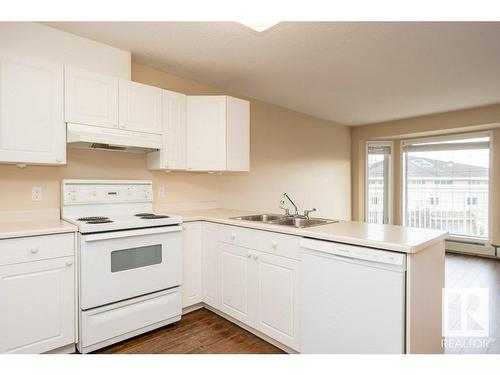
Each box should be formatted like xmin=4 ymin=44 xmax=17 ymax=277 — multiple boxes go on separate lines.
xmin=300 ymin=238 xmax=406 ymax=267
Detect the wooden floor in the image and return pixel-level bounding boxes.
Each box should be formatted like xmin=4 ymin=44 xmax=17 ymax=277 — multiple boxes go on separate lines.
xmin=95 ymin=253 xmax=499 ymax=354
xmin=95 ymin=308 xmax=285 ymax=354
xmin=444 ymin=253 xmax=500 ymax=354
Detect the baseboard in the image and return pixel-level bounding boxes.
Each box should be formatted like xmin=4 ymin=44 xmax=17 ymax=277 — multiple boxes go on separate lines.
xmin=182 ymin=302 xmax=204 ymax=314
xmin=445 ymin=239 xmax=496 ymax=257
xmin=446 ymin=249 xmax=499 ymax=259
xmin=44 ymin=343 xmax=76 ymax=354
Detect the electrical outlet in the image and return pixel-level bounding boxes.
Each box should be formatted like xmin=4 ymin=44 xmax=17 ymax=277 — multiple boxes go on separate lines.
xmin=158 ymin=186 xmax=166 ymax=198
xmin=32 ymin=186 xmax=42 ymax=201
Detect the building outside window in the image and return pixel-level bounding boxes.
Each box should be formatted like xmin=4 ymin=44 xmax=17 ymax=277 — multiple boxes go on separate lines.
xmin=366 ymin=142 xmax=392 ymax=224
xmin=401 ymin=134 xmax=490 ymax=240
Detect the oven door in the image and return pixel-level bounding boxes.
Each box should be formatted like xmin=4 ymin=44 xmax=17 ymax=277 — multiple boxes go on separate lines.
xmin=79 ymin=226 xmax=182 ymax=310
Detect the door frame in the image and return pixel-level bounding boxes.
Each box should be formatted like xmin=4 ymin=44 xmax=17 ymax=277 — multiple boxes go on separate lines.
xmin=365 ymin=140 xmax=394 ymax=224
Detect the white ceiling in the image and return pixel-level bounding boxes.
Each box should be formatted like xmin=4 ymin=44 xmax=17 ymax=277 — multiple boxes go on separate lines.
xmin=44 ymin=22 xmax=500 ymax=126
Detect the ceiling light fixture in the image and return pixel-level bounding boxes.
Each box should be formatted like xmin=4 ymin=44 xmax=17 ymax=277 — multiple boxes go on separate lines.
xmin=239 ymin=21 xmax=280 ymax=32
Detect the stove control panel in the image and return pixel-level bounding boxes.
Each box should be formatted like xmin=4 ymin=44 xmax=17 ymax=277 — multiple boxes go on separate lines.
xmin=62 ymin=180 xmax=153 ymax=205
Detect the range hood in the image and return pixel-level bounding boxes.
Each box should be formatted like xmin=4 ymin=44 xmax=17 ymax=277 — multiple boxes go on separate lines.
xmin=66 ymin=123 xmax=162 ymax=153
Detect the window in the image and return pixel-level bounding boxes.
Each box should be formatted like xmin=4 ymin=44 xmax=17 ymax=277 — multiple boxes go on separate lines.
xmin=429 ymin=197 xmax=439 ymax=205
xmin=467 ymin=197 xmax=478 ymax=206
xmin=402 ymin=134 xmax=490 ymax=239
xmin=366 ymin=142 xmax=392 ymax=224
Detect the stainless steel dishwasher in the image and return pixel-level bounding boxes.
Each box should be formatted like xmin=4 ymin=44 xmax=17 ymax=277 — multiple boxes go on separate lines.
xmin=300 ymin=238 xmax=406 ymax=354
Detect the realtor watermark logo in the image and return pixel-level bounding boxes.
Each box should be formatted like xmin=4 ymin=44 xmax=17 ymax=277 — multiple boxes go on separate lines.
xmin=442 ymin=288 xmax=490 ymax=350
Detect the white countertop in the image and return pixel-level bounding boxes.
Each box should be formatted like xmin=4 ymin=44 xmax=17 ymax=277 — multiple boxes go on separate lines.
xmin=0 ymin=219 xmax=77 ymax=240
xmin=166 ymin=208 xmax=448 ymax=254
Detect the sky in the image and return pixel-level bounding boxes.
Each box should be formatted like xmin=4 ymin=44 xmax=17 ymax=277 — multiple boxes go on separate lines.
xmin=410 ymin=149 xmax=489 ymax=168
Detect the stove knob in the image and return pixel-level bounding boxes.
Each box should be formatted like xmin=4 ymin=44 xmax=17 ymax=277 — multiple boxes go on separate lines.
xmin=30 ymin=247 xmax=39 ymax=254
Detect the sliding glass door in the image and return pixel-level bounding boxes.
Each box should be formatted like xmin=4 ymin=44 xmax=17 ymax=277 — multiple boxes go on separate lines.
xmin=402 ymin=134 xmax=491 ymax=241
xmin=366 ymin=142 xmax=392 ymax=224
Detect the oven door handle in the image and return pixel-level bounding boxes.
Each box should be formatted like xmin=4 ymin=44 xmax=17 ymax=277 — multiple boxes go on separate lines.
xmin=82 ymin=225 xmax=182 ymax=242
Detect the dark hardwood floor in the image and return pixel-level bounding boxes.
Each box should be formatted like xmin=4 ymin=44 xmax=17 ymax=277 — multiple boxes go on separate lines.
xmin=444 ymin=253 xmax=500 ymax=354
xmin=95 ymin=308 xmax=285 ymax=354
xmin=94 ymin=253 xmax=499 ymax=354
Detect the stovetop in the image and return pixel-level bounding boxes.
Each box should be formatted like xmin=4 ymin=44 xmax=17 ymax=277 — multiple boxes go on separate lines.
xmin=64 ymin=213 xmax=183 ymax=234
xmin=61 ymin=179 xmax=183 ymax=234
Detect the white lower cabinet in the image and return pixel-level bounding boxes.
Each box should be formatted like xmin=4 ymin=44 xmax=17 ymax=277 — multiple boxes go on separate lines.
xmin=182 ymin=222 xmax=203 ymax=308
xmin=202 ymin=222 xmax=220 ymax=308
xmin=253 ymin=251 xmax=299 ymax=350
xmin=218 ymin=243 xmax=300 ymax=350
xmin=0 ymin=254 xmax=75 ymax=353
xmin=195 ymin=223 xmax=301 ymax=351
xmin=0 ymin=233 xmax=75 ymax=354
xmin=218 ymin=243 xmax=252 ymax=325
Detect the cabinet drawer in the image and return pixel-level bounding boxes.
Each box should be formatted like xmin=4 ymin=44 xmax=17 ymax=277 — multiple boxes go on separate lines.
xmin=218 ymin=224 xmax=300 ymax=260
xmin=81 ymin=288 xmax=181 ymax=348
xmin=0 ymin=233 xmax=74 ymax=266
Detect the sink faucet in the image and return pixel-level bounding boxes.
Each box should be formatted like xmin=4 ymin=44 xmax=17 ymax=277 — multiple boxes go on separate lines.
xmin=303 ymin=208 xmax=317 ymax=219
xmin=280 ymin=193 xmax=299 ymax=217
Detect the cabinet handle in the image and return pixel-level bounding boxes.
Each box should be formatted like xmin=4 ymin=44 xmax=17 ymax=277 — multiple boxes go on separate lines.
xmin=247 ymin=253 xmax=252 ymax=258
xmin=272 ymin=241 xmax=278 ymax=249
xmin=253 ymin=254 xmax=259 ymax=260
xmin=230 ymin=234 xmax=236 ymax=240
xmin=30 ymin=247 xmax=39 ymax=254
xmin=65 ymin=260 xmax=73 ymax=267
xmin=56 ymin=157 xmax=63 ymax=163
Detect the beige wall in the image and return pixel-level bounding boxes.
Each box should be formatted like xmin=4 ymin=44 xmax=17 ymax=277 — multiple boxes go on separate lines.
xmin=0 ymin=23 xmax=131 ymax=78
xmin=351 ymin=103 xmax=500 ymax=244
xmin=0 ymin=63 xmax=351 ymax=220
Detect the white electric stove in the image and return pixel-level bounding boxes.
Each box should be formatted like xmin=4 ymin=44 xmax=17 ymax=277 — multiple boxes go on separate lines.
xmin=61 ymin=179 xmax=183 ymax=354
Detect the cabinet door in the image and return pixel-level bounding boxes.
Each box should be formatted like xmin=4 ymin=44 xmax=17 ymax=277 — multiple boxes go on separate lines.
xmin=163 ymin=89 xmax=187 ymax=169
xmin=182 ymin=222 xmax=202 ymax=308
xmin=253 ymin=251 xmax=300 ymax=350
xmin=0 ymin=50 xmax=65 ymax=165
xmin=226 ymin=96 xmax=250 ymax=171
xmin=119 ymin=79 xmax=162 ymax=134
xmin=0 ymin=256 xmax=75 ymax=353
xmin=65 ymin=66 xmax=119 ymax=128
xmin=186 ymin=96 xmax=226 ymax=171
xmin=218 ymin=243 xmax=252 ymax=325
xmin=202 ymin=223 xmax=219 ymax=308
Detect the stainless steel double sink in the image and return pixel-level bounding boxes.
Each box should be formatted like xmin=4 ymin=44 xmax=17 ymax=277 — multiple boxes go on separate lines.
xmin=231 ymin=214 xmax=337 ymax=228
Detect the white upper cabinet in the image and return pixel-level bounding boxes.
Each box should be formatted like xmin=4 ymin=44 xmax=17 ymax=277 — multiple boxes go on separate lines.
xmin=187 ymin=96 xmax=249 ymax=171
xmin=119 ymin=79 xmax=162 ymax=134
xmin=226 ymin=96 xmax=250 ymax=171
xmin=147 ymin=89 xmax=187 ymax=170
xmin=64 ymin=66 xmax=119 ymax=128
xmin=163 ymin=90 xmax=187 ymax=169
xmin=0 ymin=49 xmax=65 ymax=165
